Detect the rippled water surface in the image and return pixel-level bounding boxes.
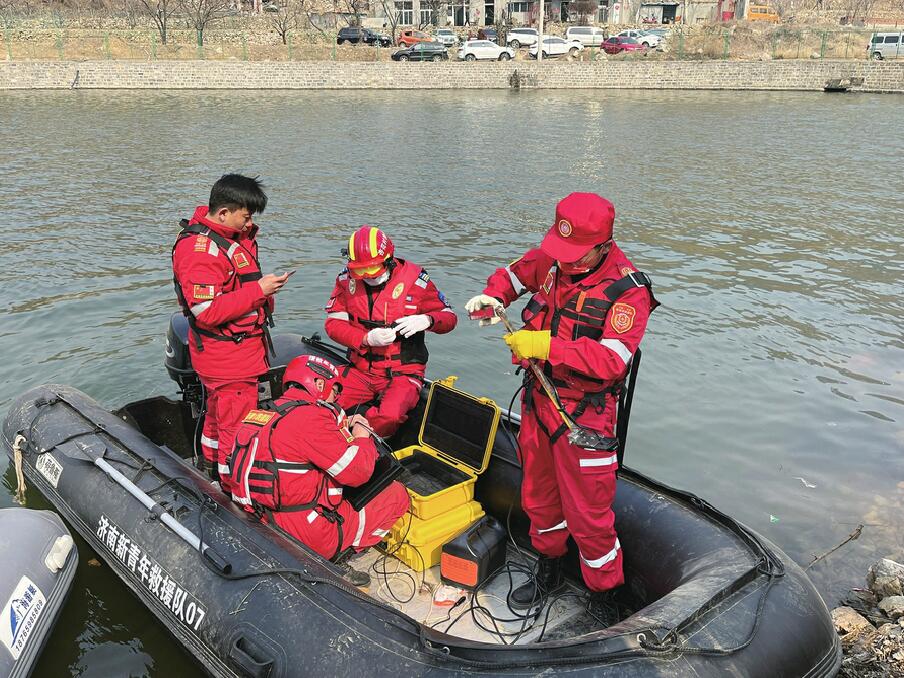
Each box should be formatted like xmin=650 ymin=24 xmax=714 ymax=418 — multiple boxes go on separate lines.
xmin=1 ymin=89 xmax=902 ymax=676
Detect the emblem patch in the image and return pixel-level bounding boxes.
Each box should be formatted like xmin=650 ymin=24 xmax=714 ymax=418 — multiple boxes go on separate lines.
xmin=233 ymin=252 xmax=249 ymax=269
xmin=620 ymin=266 xmax=634 ymax=277
xmin=392 ymin=283 xmax=404 ymax=299
xmin=557 ymin=220 xmax=573 ymax=238
xmin=192 ymin=284 xmax=215 ymax=301
xmin=610 ymin=303 xmax=636 ymax=334
xmin=541 ymin=270 xmax=554 ymax=294
xmin=193 ymin=236 xmax=209 ymax=252
xmin=349 ymin=279 xmax=356 ymax=294
xmin=243 ymin=410 xmax=276 ymax=426
xmin=325 ymin=296 xmax=335 ymax=310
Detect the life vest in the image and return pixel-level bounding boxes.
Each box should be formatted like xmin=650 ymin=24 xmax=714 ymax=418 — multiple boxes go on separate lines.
xmin=339 ymin=260 xmax=430 ymax=372
xmin=172 ymin=220 xmax=274 ymax=355
xmin=229 ymin=399 xmax=333 ymax=513
xmin=522 ymin=265 xmax=658 ymax=397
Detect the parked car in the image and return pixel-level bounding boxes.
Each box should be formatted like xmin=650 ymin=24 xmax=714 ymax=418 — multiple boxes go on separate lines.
xmin=434 ymin=27 xmax=459 ymax=47
xmin=506 ymin=27 xmax=539 ymax=48
xmin=565 ymin=25 xmax=607 ymax=48
xmin=477 ymin=27 xmax=498 ymax=42
xmin=529 ymin=36 xmax=584 ymax=59
xmin=397 ymin=29 xmax=432 ymax=47
xmin=602 ymin=35 xmax=648 ymax=54
xmin=616 ymin=29 xmax=661 ymax=48
xmin=391 ymin=42 xmax=449 ymax=61
xmin=867 ymin=32 xmax=903 ymax=59
xmin=644 ymin=28 xmax=672 ymax=40
xmin=336 ymin=26 xmax=392 ymax=47
xmin=458 ymin=39 xmax=515 ymax=61
xmin=747 ymin=3 xmax=780 ymax=21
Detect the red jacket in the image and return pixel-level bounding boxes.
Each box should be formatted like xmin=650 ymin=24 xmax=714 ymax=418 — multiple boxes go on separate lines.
xmin=172 ymin=206 xmax=272 ymax=381
xmin=324 ymin=259 xmax=457 ymax=375
xmin=230 ymin=387 xmax=379 ymax=514
xmin=484 ymin=244 xmax=656 ymax=400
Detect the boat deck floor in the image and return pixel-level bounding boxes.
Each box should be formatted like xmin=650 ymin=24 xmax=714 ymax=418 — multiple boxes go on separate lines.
xmin=347 ymin=546 xmax=603 ymax=645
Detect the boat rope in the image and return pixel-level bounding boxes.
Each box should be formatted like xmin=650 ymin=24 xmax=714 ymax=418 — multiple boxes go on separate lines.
xmin=13 ymin=434 xmax=27 ymax=505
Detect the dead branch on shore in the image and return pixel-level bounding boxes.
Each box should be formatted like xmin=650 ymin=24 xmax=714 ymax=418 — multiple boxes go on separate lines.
xmin=805 ymin=524 xmax=864 ymax=571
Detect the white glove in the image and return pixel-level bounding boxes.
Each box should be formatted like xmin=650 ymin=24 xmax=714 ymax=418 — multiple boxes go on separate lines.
xmin=394 ymin=314 xmax=432 ymax=338
xmin=464 ymin=294 xmax=503 ymax=327
xmin=365 ymin=327 xmax=397 ymax=347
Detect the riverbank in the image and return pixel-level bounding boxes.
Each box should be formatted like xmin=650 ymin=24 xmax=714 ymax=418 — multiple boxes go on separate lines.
xmin=2 ymin=59 xmax=903 ymax=91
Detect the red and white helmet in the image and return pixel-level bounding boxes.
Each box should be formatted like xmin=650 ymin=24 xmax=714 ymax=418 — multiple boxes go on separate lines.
xmin=282 ymin=355 xmax=342 ymax=399
xmin=346 ymin=225 xmax=394 ymax=279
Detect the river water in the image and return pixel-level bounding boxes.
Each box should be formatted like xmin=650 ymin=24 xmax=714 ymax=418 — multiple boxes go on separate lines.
xmin=1 ymin=89 xmax=902 ymax=676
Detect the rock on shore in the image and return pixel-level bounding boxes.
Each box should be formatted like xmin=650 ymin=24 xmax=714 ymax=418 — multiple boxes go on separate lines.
xmin=833 ymin=558 xmax=904 ymax=677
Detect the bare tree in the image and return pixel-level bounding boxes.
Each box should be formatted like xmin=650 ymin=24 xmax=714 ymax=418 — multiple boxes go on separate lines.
xmin=340 ymin=0 xmax=368 ymax=24
xmin=268 ymin=0 xmax=301 ymax=43
xmin=180 ymin=0 xmax=233 ymax=44
xmin=418 ymin=0 xmax=444 ymax=27
xmin=379 ymin=0 xmax=400 ymax=42
xmin=137 ymin=0 xmax=174 ymax=43
xmin=570 ymin=0 xmax=595 ymax=23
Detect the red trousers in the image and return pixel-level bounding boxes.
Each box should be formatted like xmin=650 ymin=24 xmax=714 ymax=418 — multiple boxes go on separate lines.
xmin=273 ymin=481 xmax=409 ymax=559
xmin=200 ymin=377 xmax=258 ymax=493
xmin=337 ymin=366 xmax=423 ymax=438
xmin=519 ymin=388 xmax=623 ymax=592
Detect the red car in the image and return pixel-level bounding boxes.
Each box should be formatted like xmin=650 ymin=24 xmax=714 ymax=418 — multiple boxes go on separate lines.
xmin=602 ymin=36 xmax=648 ymax=54
xmin=397 ymin=29 xmax=432 ymax=48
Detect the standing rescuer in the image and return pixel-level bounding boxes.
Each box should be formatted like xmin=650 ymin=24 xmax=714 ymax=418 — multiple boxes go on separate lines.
xmin=324 ymin=226 xmax=458 ymax=437
xmin=172 ymin=174 xmax=290 ymax=491
xmin=465 ymin=192 xmax=658 ymax=626
xmin=228 ymin=355 xmax=410 ymax=585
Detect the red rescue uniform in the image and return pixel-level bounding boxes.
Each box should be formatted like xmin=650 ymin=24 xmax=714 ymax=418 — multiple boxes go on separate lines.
xmin=324 ymin=260 xmax=457 ymax=437
xmin=230 ymin=387 xmax=410 ymax=559
xmin=172 ymin=206 xmax=273 ymax=486
xmin=484 ymin=243 xmax=656 ymax=591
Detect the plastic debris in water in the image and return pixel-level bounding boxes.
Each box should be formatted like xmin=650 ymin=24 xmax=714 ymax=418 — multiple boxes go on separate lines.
xmin=794 ymin=476 xmax=817 ymax=489
xmin=770 ymin=514 xmax=780 ymax=523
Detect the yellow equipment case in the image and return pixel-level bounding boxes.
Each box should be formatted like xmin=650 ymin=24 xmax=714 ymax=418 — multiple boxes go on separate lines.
xmin=382 ymin=380 xmax=501 ymax=570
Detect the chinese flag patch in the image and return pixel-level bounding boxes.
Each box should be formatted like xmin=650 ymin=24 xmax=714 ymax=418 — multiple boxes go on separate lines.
xmin=233 ymin=251 xmax=249 ymax=269
xmin=610 ymin=303 xmax=636 ymax=334
xmin=192 ymin=284 xmax=215 ymax=301
xmin=243 ymin=410 xmax=276 ymax=426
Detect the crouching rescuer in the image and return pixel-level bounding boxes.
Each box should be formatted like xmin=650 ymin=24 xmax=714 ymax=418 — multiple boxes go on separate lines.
xmin=324 ymin=226 xmax=458 ymax=437
xmin=228 ymin=356 xmax=409 ymax=585
xmin=465 ymin=193 xmax=658 ymax=626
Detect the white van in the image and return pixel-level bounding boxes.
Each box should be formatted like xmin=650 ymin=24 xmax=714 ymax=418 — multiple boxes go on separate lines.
xmin=565 ymin=26 xmax=607 ymax=48
xmin=867 ymin=32 xmax=903 ymax=60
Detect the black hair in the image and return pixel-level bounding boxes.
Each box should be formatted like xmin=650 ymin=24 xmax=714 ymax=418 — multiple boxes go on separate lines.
xmin=208 ymin=174 xmax=268 ymax=214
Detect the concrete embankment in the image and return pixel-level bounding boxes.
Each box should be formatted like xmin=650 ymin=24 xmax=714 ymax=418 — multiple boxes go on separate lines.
xmin=1 ymin=59 xmax=903 ymax=92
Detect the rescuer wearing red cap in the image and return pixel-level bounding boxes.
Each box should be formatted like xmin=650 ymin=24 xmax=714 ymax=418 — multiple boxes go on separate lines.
xmin=324 ymin=226 xmax=458 ymax=437
xmin=229 ymin=355 xmax=409 ymax=585
xmin=466 ymin=193 xmax=658 ymax=626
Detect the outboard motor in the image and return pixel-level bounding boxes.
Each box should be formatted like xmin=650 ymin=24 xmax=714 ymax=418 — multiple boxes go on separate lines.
xmin=164 ymin=312 xmax=342 ymax=413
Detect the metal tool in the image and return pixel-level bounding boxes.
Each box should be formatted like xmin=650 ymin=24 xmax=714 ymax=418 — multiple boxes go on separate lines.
xmin=495 ymin=307 xmax=617 ymax=452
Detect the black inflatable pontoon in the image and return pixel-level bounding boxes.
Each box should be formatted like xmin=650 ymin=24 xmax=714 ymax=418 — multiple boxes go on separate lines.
xmin=2 ymin=325 xmax=840 ymax=677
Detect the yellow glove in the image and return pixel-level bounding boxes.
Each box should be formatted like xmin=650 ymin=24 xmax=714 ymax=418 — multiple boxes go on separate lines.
xmin=503 ymin=330 xmax=551 ymax=361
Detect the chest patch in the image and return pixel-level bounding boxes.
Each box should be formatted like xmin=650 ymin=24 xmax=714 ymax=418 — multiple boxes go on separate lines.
xmin=541 ymin=270 xmax=554 ymax=295
xmin=348 ymin=279 xmax=356 ymax=294
xmin=392 ymin=283 xmax=404 ymax=299
xmin=192 ymin=284 xmax=215 ymax=301
xmin=610 ymin=303 xmax=636 ymax=334
xmin=243 ymin=410 xmax=276 ymax=426
xmin=234 ymin=251 xmax=250 ymax=269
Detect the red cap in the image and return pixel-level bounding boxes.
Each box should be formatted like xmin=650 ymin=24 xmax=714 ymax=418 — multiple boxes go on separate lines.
xmin=540 ymin=193 xmax=615 ymax=263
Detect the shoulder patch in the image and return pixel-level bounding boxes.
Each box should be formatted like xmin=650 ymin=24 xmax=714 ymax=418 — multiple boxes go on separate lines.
xmin=233 ymin=251 xmax=250 ymax=269
xmin=243 ymin=410 xmax=277 ymax=425
xmin=338 ymin=268 xmax=349 ymax=281
xmin=417 ymin=270 xmax=430 ymax=282
xmin=438 ymin=291 xmax=451 ymax=308
xmin=620 ymin=266 xmax=635 ymax=277
xmin=193 ymin=235 xmax=209 ymax=253
xmin=610 ymin=303 xmax=636 ymax=334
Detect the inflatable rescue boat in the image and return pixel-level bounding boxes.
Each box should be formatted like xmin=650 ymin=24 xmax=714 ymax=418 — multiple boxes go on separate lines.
xmin=2 ymin=318 xmax=841 ymax=677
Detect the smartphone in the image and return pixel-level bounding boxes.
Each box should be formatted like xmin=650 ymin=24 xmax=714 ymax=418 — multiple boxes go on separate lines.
xmin=284 ymin=270 xmax=297 ymax=278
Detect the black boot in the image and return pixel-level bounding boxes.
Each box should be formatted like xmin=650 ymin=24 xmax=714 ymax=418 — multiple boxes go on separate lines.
xmin=334 ymin=550 xmax=371 ymax=587
xmin=587 ymin=589 xmax=621 ymax=628
xmin=508 ymin=556 xmax=564 ymax=610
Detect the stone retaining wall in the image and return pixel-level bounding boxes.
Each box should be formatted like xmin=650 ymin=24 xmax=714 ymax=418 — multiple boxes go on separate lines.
xmin=1 ymin=60 xmax=902 ymax=92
